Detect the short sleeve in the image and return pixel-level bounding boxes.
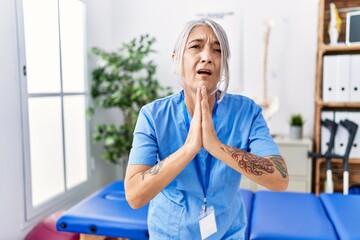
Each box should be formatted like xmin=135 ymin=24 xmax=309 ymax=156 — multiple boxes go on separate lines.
xmin=128 ymin=106 xmax=158 ymax=166
xmin=248 ymin=105 xmax=280 ymax=157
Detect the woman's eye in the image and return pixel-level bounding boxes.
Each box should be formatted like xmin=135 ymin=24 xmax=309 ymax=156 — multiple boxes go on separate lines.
xmin=214 ymin=49 xmax=221 ymax=53
xmin=190 ymin=45 xmax=200 ymax=49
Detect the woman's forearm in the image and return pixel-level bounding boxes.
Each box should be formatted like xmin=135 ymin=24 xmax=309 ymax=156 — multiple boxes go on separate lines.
xmin=208 ymin=141 xmax=289 ymax=191
xmin=125 ymin=144 xmax=197 ymax=209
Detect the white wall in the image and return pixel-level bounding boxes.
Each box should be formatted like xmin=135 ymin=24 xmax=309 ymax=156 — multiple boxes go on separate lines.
xmin=86 ymin=0 xmax=124 ymax=189
xmin=112 ymin=0 xmax=318 ymax=138
xmin=0 ymin=0 xmax=25 ymax=238
xmin=242 ymin=0 xmax=318 ymax=137
xmin=0 ymin=0 xmax=118 ymax=239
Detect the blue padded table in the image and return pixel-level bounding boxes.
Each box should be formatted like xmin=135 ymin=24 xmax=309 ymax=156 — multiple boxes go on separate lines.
xmin=241 ymin=189 xmax=254 ymax=240
xmin=320 ymin=193 xmax=360 ymax=240
xmin=57 ymin=180 xmax=149 ymax=239
xmin=250 ymin=191 xmax=338 ymax=240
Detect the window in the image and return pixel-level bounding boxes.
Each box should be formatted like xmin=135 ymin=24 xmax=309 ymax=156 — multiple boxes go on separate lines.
xmin=17 ymin=0 xmax=89 ymax=220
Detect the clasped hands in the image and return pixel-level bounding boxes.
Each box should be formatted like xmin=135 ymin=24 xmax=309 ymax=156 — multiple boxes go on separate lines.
xmin=185 ymin=86 xmax=220 ymax=155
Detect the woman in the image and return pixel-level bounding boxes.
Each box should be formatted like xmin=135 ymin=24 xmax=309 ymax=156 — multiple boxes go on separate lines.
xmin=125 ymin=19 xmax=288 ymax=239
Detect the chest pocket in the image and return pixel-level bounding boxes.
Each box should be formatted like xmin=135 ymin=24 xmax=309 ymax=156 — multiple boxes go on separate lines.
xmin=148 ymin=191 xmax=185 ymax=239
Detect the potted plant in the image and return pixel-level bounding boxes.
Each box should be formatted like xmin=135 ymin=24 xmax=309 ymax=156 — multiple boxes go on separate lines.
xmin=289 ymin=113 xmax=304 ymax=139
xmin=88 ymin=34 xmax=171 ymax=168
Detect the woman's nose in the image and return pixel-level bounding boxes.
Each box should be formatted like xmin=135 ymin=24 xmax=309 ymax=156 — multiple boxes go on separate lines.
xmin=200 ymin=48 xmax=212 ymax=63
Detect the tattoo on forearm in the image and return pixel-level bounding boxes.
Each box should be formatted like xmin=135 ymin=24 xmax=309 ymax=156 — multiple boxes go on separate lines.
xmin=141 ymin=160 xmax=164 ymax=181
xmin=268 ymin=156 xmax=288 ymax=178
xmin=220 ymin=145 xmax=288 ymax=178
xmin=220 ymin=145 xmax=274 ymax=176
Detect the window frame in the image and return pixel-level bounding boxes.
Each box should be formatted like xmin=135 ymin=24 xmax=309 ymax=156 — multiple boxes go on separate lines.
xmin=15 ymin=0 xmax=92 ymax=222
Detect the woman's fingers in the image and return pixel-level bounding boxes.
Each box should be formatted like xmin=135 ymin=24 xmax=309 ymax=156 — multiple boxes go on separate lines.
xmin=185 ymin=87 xmax=202 ymax=153
xmin=200 ymin=86 xmax=210 ymax=120
xmin=201 ymin=86 xmax=219 ymax=150
xmin=194 ymin=87 xmax=202 ymax=122
xmin=201 ymin=86 xmax=212 ymax=130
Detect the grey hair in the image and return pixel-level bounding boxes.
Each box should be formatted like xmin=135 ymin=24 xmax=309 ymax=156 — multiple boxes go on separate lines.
xmin=173 ymin=18 xmax=230 ymax=102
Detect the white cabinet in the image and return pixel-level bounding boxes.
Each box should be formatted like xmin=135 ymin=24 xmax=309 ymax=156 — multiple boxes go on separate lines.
xmin=240 ymin=137 xmax=313 ymax=193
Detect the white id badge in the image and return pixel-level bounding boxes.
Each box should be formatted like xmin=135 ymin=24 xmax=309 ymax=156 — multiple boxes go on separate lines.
xmin=199 ymin=206 xmax=217 ymax=240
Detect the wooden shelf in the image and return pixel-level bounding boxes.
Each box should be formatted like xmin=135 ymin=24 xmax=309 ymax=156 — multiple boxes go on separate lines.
xmin=315 ymin=158 xmax=360 ymax=194
xmin=318 ymin=101 xmax=360 ymax=109
xmin=313 ymin=0 xmax=360 ymax=194
xmin=320 ymin=44 xmax=360 ymax=54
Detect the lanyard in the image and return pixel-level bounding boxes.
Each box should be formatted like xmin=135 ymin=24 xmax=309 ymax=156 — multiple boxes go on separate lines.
xmin=181 ymin=91 xmax=218 ymax=212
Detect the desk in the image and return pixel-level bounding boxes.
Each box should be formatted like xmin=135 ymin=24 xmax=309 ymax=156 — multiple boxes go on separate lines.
xmin=56 ymin=181 xmax=149 ymax=240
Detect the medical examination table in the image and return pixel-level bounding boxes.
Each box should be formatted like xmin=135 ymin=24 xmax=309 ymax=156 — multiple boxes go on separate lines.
xmin=57 ymin=180 xmax=360 ymax=240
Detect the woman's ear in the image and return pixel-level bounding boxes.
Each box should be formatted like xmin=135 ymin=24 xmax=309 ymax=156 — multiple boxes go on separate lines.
xmin=172 ymin=53 xmax=179 ymax=75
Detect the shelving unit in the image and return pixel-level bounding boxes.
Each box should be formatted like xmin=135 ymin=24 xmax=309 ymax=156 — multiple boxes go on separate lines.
xmin=313 ymin=0 xmax=360 ymax=194
xmin=315 ymin=158 xmax=360 ymax=193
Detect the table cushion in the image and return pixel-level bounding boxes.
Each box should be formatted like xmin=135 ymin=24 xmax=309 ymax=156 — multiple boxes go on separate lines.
xmin=241 ymin=189 xmax=254 ymax=240
xmin=57 ymin=181 xmax=148 ymax=239
xmin=320 ymin=193 xmax=360 ymax=240
xmin=250 ymin=191 xmax=337 ymax=240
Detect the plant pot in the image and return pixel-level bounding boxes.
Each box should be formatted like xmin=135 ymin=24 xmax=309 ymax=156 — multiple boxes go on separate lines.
xmin=290 ymin=126 xmax=303 ymax=139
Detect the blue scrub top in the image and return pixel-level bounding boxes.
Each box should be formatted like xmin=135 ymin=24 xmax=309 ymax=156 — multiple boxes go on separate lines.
xmin=128 ymin=91 xmax=280 ymax=239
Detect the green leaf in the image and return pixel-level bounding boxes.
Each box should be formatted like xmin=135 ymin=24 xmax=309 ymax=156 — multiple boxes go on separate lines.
xmin=86 ymin=107 xmax=95 ymax=118
xmin=104 ymin=136 xmax=115 ymax=146
xmin=93 ymin=133 xmax=101 ymax=142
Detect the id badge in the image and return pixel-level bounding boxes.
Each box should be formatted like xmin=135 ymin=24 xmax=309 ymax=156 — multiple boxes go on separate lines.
xmin=199 ymin=206 xmax=217 ymax=239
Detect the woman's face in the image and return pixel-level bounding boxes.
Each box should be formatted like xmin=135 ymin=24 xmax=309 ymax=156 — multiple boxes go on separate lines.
xmin=181 ymin=25 xmax=221 ymax=94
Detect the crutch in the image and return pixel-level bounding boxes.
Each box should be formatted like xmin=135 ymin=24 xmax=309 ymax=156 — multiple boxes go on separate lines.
xmin=339 ymin=119 xmax=358 ymax=195
xmin=309 ymin=118 xmax=338 ymax=193
xmin=322 ymin=119 xmax=338 ymax=193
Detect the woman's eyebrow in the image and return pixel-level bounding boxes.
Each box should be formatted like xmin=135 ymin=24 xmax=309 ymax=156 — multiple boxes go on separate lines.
xmin=187 ymin=38 xmax=204 ymax=45
xmin=187 ymin=39 xmax=220 ymax=46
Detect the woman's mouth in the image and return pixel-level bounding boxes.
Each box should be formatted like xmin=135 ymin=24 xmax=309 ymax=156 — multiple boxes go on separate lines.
xmin=197 ymin=69 xmax=212 ymax=76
